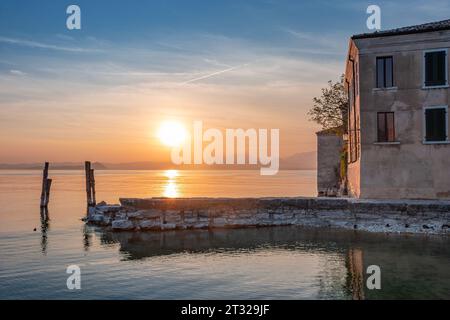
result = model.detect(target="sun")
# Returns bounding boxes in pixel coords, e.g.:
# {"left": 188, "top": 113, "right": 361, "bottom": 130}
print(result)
{"left": 157, "top": 121, "right": 187, "bottom": 147}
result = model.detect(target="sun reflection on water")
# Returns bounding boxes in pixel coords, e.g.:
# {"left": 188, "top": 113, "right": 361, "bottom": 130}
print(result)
{"left": 163, "top": 170, "right": 179, "bottom": 198}
{"left": 165, "top": 169, "right": 178, "bottom": 179}
{"left": 163, "top": 182, "right": 178, "bottom": 198}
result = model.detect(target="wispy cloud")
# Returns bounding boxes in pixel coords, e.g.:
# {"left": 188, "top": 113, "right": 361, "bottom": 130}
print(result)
{"left": 0, "top": 36, "right": 102, "bottom": 53}
{"left": 282, "top": 28, "right": 346, "bottom": 52}
{"left": 9, "top": 69, "right": 26, "bottom": 76}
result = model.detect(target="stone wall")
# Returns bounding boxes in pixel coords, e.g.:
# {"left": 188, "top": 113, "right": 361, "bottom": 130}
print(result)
{"left": 316, "top": 132, "right": 343, "bottom": 196}
{"left": 85, "top": 197, "right": 450, "bottom": 235}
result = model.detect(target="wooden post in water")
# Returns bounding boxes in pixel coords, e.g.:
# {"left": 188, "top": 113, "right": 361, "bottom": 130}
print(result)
{"left": 44, "top": 179, "right": 52, "bottom": 207}
{"left": 85, "top": 161, "right": 92, "bottom": 207}
{"left": 40, "top": 162, "right": 50, "bottom": 208}
{"left": 90, "top": 168, "right": 96, "bottom": 206}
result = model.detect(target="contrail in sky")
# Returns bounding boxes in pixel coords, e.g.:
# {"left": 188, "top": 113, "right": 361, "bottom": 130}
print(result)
{"left": 180, "top": 62, "right": 251, "bottom": 85}
{"left": 0, "top": 36, "right": 101, "bottom": 53}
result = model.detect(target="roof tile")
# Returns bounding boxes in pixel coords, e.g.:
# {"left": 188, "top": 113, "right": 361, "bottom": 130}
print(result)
{"left": 352, "top": 19, "right": 450, "bottom": 39}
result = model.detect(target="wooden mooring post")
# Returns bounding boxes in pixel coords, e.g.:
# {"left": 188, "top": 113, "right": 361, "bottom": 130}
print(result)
{"left": 44, "top": 179, "right": 52, "bottom": 207}
{"left": 85, "top": 161, "right": 92, "bottom": 206}
{"left": 90, "top": 168, "right": 96, "bottom": 206}
{"left": 85, "top": 161, "right": 96, "bottom": 207}
{"left": 40, "top": 162, "right": 52, "bottom": 208}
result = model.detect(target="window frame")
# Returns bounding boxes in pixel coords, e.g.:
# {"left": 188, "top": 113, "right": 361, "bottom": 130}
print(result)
{"left": 376, "top": 56, "right": 394, "bottom": 89}
{"left": 423, "top": 48, "right": 448, "bottom": 89}
{"left": 348, "top": 59, "right": 359, "bottom": 163}
{"left": 423, "top": 105, "right": 449, "bottom": 144}
{"left": 377, "top": 112, "right": 396, "bottom": 143}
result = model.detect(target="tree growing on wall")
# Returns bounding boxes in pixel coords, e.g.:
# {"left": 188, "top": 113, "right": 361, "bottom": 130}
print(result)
{"left": 310, "top": 75, "right": 349, "bottom": 196}
{"left": 308, "top": 75, "right": 348, "bottom": 132}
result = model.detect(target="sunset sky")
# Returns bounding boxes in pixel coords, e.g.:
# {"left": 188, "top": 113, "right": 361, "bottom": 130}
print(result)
{"left": 0, "top": 0, "right": 448, "bottom": 163}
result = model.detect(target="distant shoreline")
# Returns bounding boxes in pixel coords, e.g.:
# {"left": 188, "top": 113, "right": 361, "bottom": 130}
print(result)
{"left": 0, "top": 152, "right": 318, "bottom": 171}
{"left": 0, "top": 167, "right": 317, "bottom": 171}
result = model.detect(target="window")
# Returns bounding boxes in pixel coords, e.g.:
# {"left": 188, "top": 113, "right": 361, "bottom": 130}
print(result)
{"left": 424, "top": 50, "right": 447, "bottom": 87}
{"left": 347, "top": 59, "right": 360, "bottom": 164}
{"left": 424, "top": 106, "right": 448, "bottom": 142}
{"left": 376, "top": 56, "right": 393, "bottom": 88}
{"left": 377, "top": 112, "right": 395, "bottom": 142}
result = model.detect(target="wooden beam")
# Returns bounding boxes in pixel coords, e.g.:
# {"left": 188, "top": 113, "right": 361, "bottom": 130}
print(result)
{"left": 44, "top": 179, "right": 52, "bottom": 207}
{"left": 90, "top": 168, "right": 96, "bottom": 206}
{"left": 85, "top": 161, "right": 92, "bottom": 207}
{"left": 40, "top": 162, "right": 49, "bottom": 208}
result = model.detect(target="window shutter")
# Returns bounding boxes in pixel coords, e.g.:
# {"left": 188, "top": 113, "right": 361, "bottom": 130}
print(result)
{"left": 437, "top": 52, "right": 445, "bottom": 84}
{"left": 425, "top": 108, "right": 447, "bottom": 142}
{"left": 424, "top": 51, "right": 447, "bottom": 86}
{"left": 424, "top": 109, "right": 427, "bottom": 141}
{"left": 446, "top": 51, "right": 448, "bottom": 85}
{"left": 446, "top": 108, "right": 448, "bottom": 140}
{"left": 425, "top": 52, "right": 432, "bottom": 86}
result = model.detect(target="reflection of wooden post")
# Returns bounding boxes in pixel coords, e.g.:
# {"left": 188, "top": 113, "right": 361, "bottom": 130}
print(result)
{"left": 90, "top": 168, "right": 96, "bottom": 206}
{"left": 40, "top": 207, "right": 50, "bottom": 254}
{"left": 85, "top": 161, "right": 92, "bottom": 207}
{"left": 40, "top": 162, "right": 50, "bottom": 208}
{"left": 347, "top": 248, "right": 365, "bottom": 300}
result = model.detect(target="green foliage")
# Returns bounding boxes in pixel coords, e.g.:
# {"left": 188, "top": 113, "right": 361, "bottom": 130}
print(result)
{"left": 308, "top": 75, "right": 348, "bottom": 131}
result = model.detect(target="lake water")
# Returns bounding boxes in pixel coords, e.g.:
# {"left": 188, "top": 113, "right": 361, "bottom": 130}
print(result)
{"left": 0, "top": 170, "right": 449, "bottom": 299}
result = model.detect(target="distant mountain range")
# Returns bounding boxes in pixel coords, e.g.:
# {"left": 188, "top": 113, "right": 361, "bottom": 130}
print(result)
{"left": 0, "top": 151, "right": 317, "bottom": 170}
{"left": 0, "top": 162, "right": 107, "bottom": 170}
{"left": 280, "top": 151, "right": 316, "bottom": 170}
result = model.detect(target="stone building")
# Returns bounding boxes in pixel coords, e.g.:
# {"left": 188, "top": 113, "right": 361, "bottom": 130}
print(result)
{"left": 343, "top": 19, "right": 450, "bottom": 199}
{"left": 316, "top": 128, "right": 343, "bottom": 197}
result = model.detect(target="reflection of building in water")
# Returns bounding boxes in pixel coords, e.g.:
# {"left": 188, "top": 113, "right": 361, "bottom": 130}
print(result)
{"left": 93, "top": 226, "right": 354, "bottom": 296}
{"left": 94, "top": 227, "right": 356, "bottom": 259}
{"left": 346, "top": 248, "right": 365, "bottom": 300}
{"left": 40, "top": 207, "right": 50, "bottom": 255}
{"left": 85, "top": 225, "right": 450, "bottom": 299}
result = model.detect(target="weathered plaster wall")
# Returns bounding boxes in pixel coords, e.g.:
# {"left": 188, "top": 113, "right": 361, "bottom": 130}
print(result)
{"left": 317, "top": 133, "right": 343, "bottom": 196}
{"left": 352, "top": 30, "right": 450, "bottom": 199}
{"left": 347, "top": 160, "right": 360, "bottom": 198}
{"left": 346, "top": 40, "right": 362, "bottom": 198}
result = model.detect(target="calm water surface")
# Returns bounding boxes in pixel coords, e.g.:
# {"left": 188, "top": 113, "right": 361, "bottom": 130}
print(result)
{"left": 0, "top": 170, "right": 449, "bottom": 299}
